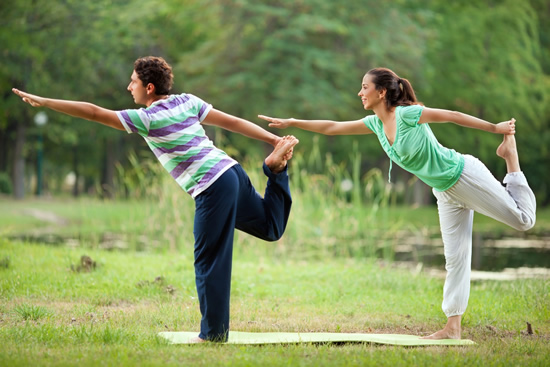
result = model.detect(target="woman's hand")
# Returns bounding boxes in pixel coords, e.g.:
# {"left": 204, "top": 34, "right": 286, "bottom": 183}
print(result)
{"left": 12, "top": 88, "right": 46, "bottom": 107}
{"left": 258, "top": 115, "right": 294, "bottom": 129}
{"left": 494, "top": 118, "right": 516, "bottom": 135}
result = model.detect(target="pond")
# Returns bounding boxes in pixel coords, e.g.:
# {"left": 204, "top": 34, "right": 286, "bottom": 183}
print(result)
{"left": 392, "top": 232, "right": 550, "bottom": 272}
{"left": 8, "top": 230, "right": 550, "bottom": 277}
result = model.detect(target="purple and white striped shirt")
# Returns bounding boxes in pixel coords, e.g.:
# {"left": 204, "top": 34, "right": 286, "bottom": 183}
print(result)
{"left": 116, "top": 93, "right": 237, "bottom": 198}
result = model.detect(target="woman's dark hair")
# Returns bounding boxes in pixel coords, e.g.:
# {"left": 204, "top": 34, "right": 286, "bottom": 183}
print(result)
{"left": 134, "top": 56, "right": 174, "bottom": 95}
{"left": 367, "top": 68, "right": 419, "bottom": 110}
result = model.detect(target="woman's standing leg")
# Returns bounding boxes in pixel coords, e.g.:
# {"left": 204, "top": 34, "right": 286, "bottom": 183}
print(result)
{"left": 423, "top": 189, "right": 473, "bottom": 340}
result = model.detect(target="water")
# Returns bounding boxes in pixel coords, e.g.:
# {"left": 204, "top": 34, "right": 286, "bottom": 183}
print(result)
{"left": 8, "top": 231, "right": 550, "bottom": 273}
{"left": 392, "top": 232, "right": 550, "bottom": 272}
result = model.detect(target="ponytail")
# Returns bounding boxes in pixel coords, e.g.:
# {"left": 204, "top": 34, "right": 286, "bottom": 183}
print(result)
{"left": 396, "top": 77, "right": 418, "bottom": 107}
{"left": 367, "top": 68, "right": 420, "bottom": 110}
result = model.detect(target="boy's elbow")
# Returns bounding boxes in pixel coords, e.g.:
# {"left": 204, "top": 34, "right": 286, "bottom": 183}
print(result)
{"left": 325, "top": 126, "right": 339, "bottom": 135}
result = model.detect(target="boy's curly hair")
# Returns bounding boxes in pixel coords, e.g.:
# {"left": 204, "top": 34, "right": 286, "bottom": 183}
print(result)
{"left": 134, "top": 56, "right": 174, "bottom": 95}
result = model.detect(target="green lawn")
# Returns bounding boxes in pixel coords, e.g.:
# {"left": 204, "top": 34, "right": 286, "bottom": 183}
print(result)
{"left": 1, "top": 239, "right": 549, "bottom": 366}
{"left": 2, "top": 197, "right": 548, "bottom": 255}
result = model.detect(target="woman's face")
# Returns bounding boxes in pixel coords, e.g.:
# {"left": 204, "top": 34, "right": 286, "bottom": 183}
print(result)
{"left": 358, "top": 73, "right": 384, "bottom": 110}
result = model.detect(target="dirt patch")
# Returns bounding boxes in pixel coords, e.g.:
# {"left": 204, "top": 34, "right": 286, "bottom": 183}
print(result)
{"left": 2, "top": 299, "right": 163, "bottom": 327}
{"left": 23, "top": 208, "right": 68, "bottom": 226}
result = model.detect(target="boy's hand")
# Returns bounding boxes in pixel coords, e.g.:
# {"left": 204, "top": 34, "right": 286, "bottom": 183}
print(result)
{"left": 12, "top": 88, "right": 46, "bottom": 107}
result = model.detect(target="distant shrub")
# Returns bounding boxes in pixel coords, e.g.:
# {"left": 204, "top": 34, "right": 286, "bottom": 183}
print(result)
{"left": 0, "top": 172, "right": 13, "bottom": 194}
{"left": 0, "top": 256, "right": 9, "bottom": 269}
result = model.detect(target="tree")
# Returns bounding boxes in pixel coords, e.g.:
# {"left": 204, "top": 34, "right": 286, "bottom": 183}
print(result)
{"left": 0, "top": 0, "right": 209, "bottom": 198}
{"left": 179, "top": 0, "right": 431, "bottom": 170}
{"left": 421, "top": 0, "right": 549, "bottom": 204}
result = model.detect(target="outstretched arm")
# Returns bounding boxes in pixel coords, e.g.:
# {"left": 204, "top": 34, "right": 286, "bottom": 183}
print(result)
{"left": 202, "top": 109, "right": 280, "bottom": 147}
{"left": 258, "top": 115, "right": 373, "bottom": 136}
{"left": 419, "top": 107, "right": 515, "bottom": 135}
{"left": 12, "top": 88, "right": 124, "bottom": 131}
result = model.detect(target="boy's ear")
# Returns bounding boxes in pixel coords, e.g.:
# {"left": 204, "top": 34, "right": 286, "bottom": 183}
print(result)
{"left": 146, "top": 83, "right": 156, "bottom": 94}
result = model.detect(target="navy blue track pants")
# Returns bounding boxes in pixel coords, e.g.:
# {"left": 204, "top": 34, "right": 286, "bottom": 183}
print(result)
{"left": 193, "top": 163, "right": 292, "bottom": 341}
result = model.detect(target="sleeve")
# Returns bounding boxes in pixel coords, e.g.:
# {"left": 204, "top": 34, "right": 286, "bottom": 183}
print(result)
{"left": 362, "top": 115, "right": 378, "bottom": 135}
{"left": 187, "top": 94, "right": 213, "bottom": 122}
{"left": 115, "top": 108, "right": 151, "bottom": 136}
{"left": 399, "top": 104, "right": 424, "bottom": 127}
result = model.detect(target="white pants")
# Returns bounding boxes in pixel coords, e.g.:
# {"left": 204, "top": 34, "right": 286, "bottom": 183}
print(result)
{"left": 432, "top": 155, "right": 536, "bottom": 317}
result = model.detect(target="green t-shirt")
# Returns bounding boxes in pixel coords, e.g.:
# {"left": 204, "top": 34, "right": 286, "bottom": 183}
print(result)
{"left": 362, "top": 105, "right": 464, "bottom": 192}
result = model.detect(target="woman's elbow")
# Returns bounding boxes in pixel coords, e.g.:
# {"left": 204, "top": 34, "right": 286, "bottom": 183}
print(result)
{"left": 449, "top": 110, "right": 464, "bottom": 121}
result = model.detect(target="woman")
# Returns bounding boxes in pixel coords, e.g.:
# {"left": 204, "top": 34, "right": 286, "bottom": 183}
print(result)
{"left": 258, "top": 67, "right": 536, "bottom": 339}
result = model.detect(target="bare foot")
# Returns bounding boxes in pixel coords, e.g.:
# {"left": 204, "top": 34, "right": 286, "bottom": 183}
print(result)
{"left": 496, "top": 134, "right": 521, "bottom": 173}
{"left": 265, "top": 135, "right": 299, "bottom": 174}
{"left": 421, "top": 315, "right": 461, "bottom": 340}
{"left": 188, "top": 336, "right": 207, "bottom": 343}
{"left": 496, "top": 134, "right": 517, "bottom": 159}
{"left": 421, "top": 327, "right": 461, "bottom": 340}
{"left": 282, "top": 147, "right": 294, "bottom": 162}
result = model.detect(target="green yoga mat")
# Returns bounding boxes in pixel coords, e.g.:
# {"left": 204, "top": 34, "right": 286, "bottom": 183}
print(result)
{"left": 158, "top": 331, "right": 475, "bottom": 346}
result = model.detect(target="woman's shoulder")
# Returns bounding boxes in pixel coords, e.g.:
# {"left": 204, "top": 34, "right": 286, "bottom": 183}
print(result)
{"left": 397, "top": 104, "right": 424, "bottom": 126}
{"left": 362, "top": 113, "right": 381, "bottom": 128}
{"left": 397, "top": 104, "right": 424, "bottom": 113}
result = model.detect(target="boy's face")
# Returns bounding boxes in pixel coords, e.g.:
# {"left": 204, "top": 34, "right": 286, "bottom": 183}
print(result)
{"left": 127, "top": 70, "right": 148, "bottom": 105}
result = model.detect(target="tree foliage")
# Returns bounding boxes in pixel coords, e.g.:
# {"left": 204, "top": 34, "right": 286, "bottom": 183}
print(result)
{"left": 1, "top": 0, "right": 549, "bottom": 204}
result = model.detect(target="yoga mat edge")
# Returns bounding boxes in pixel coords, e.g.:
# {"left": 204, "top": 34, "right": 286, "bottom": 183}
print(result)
{"left": 158, "top": 331, "right": 475, "bottom": 346}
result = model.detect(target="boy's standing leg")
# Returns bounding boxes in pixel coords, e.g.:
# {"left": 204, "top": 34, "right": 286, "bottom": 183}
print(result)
{"left": 190, "top": 136, "right": 299, "bottom": 343}
{"left": 193, "top": 166, "right": 240, "bottom": 342}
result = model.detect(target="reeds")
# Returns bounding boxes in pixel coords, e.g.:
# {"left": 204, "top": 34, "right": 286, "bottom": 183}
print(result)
{"left": 112, "top": 140, "right": 406, "bottom": 260}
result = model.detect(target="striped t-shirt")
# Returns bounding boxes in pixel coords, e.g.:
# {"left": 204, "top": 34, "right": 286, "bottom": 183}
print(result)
{"left": 116, "top": 93, "right": 237, "bottom": 198}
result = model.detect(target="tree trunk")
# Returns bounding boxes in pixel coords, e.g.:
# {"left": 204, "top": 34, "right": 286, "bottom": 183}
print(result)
{"left": 412, "top": 179, "right": 432, "bottom": 206}
{"left": 72, "top": 145, "right": 79, "bottom": 197}
{"left": 101, "top": 138, "right": 115, "bottom": 199}
{"left": 0, "top": 123, "right": 12, "bottom": 173}
{"left": 13, "top": 122, "right": 26, "bottom": 199}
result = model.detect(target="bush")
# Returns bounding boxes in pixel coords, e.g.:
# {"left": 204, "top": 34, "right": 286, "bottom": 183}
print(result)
{"left": 0, "top": 172, "right": 13, "bottom": 195}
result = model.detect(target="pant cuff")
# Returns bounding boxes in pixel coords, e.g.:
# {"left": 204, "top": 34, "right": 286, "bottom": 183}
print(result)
{"left": 444, "top": 310, "right": 465, "bottom": 318}
{"left": 503, "top": 171, "right": 527, "bottom": 186}
{"left": 262, "top": 162, "right": 288, "bottom": 180}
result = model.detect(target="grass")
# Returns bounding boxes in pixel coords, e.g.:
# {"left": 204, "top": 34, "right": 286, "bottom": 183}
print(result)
{"left": 1, "top": 151, "right": 549, "bottom": 365}
{"left": 2, "top": 146, "right": 549, "bottom": 259}
{"left": 2, "top": 196, "right": 548, "bottom": 255}
{"left": 0, "top": 238, "right": 549, "bottom": 366}
{"left": 13, "top": 304, "right": 53, "bottom": 321}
